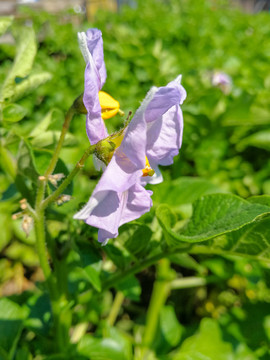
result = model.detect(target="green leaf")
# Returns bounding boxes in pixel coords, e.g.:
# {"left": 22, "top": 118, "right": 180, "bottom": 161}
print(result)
{"left": 237, "top": 130, "right": 270, "bottom": 151}
{"left": 10, "top": 72, "right": 52, "bottom": 102}
{"left": 119, "top": 223, "right": 152, "bottom": 258}
{"left": 172, "top": 318, "right": 233, "bottom": 360}
{"left": 1, "top": 27, "right": 36, "bottom": 100}
{"left": 201, "top": 215, "right": 270, "bottom": 262}
{"left": 0, "top": 298, "right": 28, "bottom": 357}
{"left": 157, "top": 194, "right": 270, "bottom": 246}
{"left": 31, "top": 130, "right": 77, "bottom": 148}
{"left": 29, "top": 109, "right": 61, "bottom": 138}
{"left": 78, "top": 335, "right": 128, "bottom": 360}
{"left": 17, "top": 139, "right": 39, "bottom": 184}
{"left": 160, "top": 306, "right": 183, "bottom": 347}
{"left": 0, "top": 16, "right": 13, "bottom": 36}
{"left": 116, "top": 275, "right": 141, "bottom": 301}
{"left": 2, "top": 104, "right": 27, "bottom": 122}
{"left": 76, "top": 244, "right": 102, "bottom": 292}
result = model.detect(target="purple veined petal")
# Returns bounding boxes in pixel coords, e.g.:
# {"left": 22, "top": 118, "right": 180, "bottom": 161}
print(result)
{"left": 88, "top": 184, "right": 152, "bottom": 244}
{"left": 85, "top": 29, "right": 107, "bottom": 87}
{"left": 119, "top": 183, "right": 153, "bottom": 226}
{"left": 78, "top": 30, "right": 108, "bottom": 144}
{"left": 120, "top": 87, "right": 158, "bottom": 169}
{"left": 84, "top": 63, "right": 108, "bottom": 144}
{"left": 147, "top": 104, "right": 184, "bottom": 166}
{"left": 145, "top": 75, "right": 186, "bottom": 166}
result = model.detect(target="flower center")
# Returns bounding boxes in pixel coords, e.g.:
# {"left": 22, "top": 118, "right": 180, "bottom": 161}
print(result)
{"left": 142, "top": 157, "right": 155, "bottom": 177}
{"left": 98, "top": 91, "right": 121, "bottom": 120}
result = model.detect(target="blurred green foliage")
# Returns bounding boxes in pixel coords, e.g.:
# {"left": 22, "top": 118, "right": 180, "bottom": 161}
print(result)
{"left": 0, "top": 0, "right": 270, "bottom": 359}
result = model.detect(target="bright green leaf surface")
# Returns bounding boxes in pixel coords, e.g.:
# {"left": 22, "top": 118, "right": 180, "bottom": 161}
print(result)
{"left": 2, "top": 104, "right": 27, "bottom": 122}
{"left": 173, "top": 318, "right": 233, "bottom": 360}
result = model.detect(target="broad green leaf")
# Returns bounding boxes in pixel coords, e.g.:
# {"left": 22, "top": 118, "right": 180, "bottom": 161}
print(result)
{"left": 119, "top": 223, "right": 152, "bottom": 258}
{"left": 30, "top": 109, "right": 61, "bottom": 138}
{"left": 31, "top": 130, "right": 77, "bottom": 148}
{"left": 237, "top": 130, "right": 270, "bottom": 151}
{"left": 0, "top": 298, "right": 28, "bottom": 357}
{"left": 0, "top": 16, "right": 13, "bottom": 36}
{"left": 0, "top": 145, "right": 16, "bottom": 179}
{"left": 10, "top": 72, "right": 52, "bottom": 102}
{"left": 17, "top": 139, "right": 39, "bottom": 184}
{"left": 1, "top": 27, "right": 36, "bottom": 100}
{"left": 172, "top": 318, "right": 233, "bottom": 360}
{"left": 248, "top": 195, "right": 270, "bottom": 207}
{"left": 78, "top": 335, "right": 128, "bottom": 360}
{"left": 159, "top": 306, "right": 183, "bottom": 347}
{"left": 116, "top": 275, "right": 141, "bottom": 301}
{"left": 24, "top": 293, "right": 51, "bottom": 336}
{"left": 197, "top": 216, "right": 270, "bottom": 262}
{"left": 2, "top": 104, "right": 27, "bottom": 122}
{"left": 156, "top": 194, "right": 270, "bottom": 246}
{"left": 76, "top": 244, "right": 102, "bottom": 292}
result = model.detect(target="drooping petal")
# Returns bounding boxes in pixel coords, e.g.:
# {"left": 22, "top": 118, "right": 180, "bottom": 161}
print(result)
{"left": 145, "top": 76, "right": 186, "bottom": 166}
{"left": 85, "top": 29, "right": 107, "bottom": 87}
{"left": 119, "top": 183, "right": 153, "bottom": 226}
{"left": 75, "top": 183, "right": 152, "bottom": 244}
{"left": 78, "top": 29, "right": 108, "bottom": 144}
{"left": 84, "top": 64, "right": 108, "bottom": 144}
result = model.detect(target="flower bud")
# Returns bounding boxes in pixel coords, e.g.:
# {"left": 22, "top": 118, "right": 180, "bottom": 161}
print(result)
{"left": 72, "top": 94, "right": 87, "bottom": 114}
{"left": 22, "top": 214, "right": 33, "bottom": 237}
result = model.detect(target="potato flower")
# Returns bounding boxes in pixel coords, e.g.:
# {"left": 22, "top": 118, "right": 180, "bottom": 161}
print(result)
{"left": 74, "top": 29, "right": 186, "bottom": 243}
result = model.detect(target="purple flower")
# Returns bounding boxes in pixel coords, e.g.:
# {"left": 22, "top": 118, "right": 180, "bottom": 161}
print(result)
{"left": 74, "top": 77, "right": 186, "bottom": 244}
{"left": 211, "top": 71, "right": 232, "bottom": 94}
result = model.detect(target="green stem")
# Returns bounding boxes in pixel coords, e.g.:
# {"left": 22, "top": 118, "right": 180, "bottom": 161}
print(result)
{"left": 143, "top": 259, "right": 171, "bottom": 346}
{"left": 102, "top": 245, "right": 190, "bottom": 291}
{"left": 34, "top": 210, "right": 53, "bottom": 282}
{"left": 45, "top": 107, "right": 75, "bottom": 177}
{"left": 32, "top": 104, "right": 78, "bottom": 353}
{"left": 107, "top": 291, "right": 125, "bottom": 327}
{"left": 42, "top": 143, "right": 96, "bottom": 209}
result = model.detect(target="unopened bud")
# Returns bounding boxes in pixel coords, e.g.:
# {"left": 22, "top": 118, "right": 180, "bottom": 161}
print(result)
{"left": 19, "top": 198, "right": 27, "bottom": 210}
{"left": 56, "top": 194, "right": 72, "bottom": 205}
{"left": 12, "top": 212, "right": 23, "bottom": 220}
{"left": 95, "top": 139, "right": 116, "bottom": 166}
{"left": 22, "top": 214, "right": 33, "bottom": 237}
{"left": 72, "top": 94, "right": 87, "bottom": 114}
{"left": 48, "top": 173, "right": 65, "bottom": 187}
{"left": 38, "top": 175, "right": 46, "bottom": 181}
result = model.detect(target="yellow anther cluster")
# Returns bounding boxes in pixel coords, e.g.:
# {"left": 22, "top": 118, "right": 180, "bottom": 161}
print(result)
{"left": 142, "top": 157, "right": 155, "bottom": 177}
{"left": 98, "top": 91, "right": 121, "bottom": 119}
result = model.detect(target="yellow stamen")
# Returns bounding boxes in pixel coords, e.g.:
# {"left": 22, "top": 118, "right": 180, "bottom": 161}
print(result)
{"left": 98, "top": 91, "right": 121, "bottom": 120}
{"left": 142, "top": 157, "right": 155, "bottom": 177}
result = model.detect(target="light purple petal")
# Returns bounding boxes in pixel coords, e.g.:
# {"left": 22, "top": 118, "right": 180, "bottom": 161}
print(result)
{"left": 84, "top": 64, "right": 108, "bottom": 144}
{"left": 119, "top": 183, "right": 153, "bottom": 226}
{"left": 76, "top": 183, "right": 152, "bottom": 244}
{"left": 145, "top": 76, "right": 186, "bottom": 166}
{"left": 78, "top": 29, "right": 108, "bottom": 144}
{"left": 85, "top": 29, "right": 107, "bottom": 87}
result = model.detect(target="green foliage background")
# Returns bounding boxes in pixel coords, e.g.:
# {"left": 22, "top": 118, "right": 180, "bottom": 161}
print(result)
{"left": 0, "top": 0, "right": 270, "bottom": 359}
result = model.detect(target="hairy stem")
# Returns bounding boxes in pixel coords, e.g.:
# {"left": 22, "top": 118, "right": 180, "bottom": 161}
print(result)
{"left": 45, "top": 107, "right": 76, "bottom": 177}
{"left": 42, "top": 143, "right": 96, "bottom": 209}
